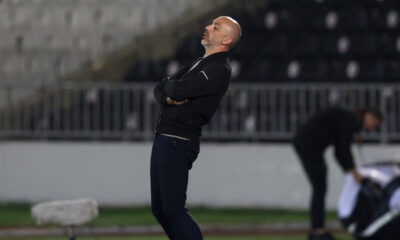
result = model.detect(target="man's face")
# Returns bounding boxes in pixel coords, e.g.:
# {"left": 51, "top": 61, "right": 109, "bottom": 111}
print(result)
{"left": 201, "top": 18, "right": 229, "bottom": 48}
{"left": 363, "top": 113, "right": 381, "bottom": 131}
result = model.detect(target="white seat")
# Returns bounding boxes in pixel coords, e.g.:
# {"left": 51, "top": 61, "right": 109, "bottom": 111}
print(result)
{"left": 31, "top": 199, "right": 98, "bottom": 226}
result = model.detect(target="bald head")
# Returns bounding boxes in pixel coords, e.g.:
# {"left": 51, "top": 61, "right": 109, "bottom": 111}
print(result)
{"left": 215, "top": 16, "right": 242, "bottom": 49}
{"left": 201, "top": 16, "right": 242, "bottom": 55}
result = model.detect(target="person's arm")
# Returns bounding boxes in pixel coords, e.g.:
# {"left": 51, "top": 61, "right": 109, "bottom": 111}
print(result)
{"left": 336, "top": 141, "right": 363, "bottom": 182}
{"left": 334, "top": 129, "right": 357, "bottom": 173}
{"left": 164, "top": 64, "right": 230, "bottom": 99}
{"left": 153, "top": 60, "right": 194, "bottom": 105}
{"left": 154, "top": 77, "right": 189, "bottom": 106}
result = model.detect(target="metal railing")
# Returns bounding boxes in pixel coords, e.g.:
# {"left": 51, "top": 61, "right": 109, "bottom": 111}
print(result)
{"left": 1, "top": 82, "right": 400, "bottom": 142}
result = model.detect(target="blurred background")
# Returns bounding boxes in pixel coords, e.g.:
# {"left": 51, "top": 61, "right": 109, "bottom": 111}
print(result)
{"left": 0, "top": 0, "right": 399, "bottom": 239}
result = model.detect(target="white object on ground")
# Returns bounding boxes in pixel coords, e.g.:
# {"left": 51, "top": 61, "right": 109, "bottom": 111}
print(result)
{"left": 31, "top": 199, "right": 98, "bottom": 226}
{"left": 338, "top": 165, "right": 400, "bottom": 219}
{"left": 390, "top": 189, "right": 400, "bottom": 210}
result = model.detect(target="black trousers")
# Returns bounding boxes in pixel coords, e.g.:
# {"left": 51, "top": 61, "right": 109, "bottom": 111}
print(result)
{"left": 294, "top": 145, "right": 327, "bottom": 230}
{"left": 150, "top": 134, "right": 202, "bottom": 240}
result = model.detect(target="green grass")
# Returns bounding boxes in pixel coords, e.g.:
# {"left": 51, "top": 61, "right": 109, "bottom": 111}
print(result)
{"left": 0, "top": 203, "right": 35, "bottom": 226}
{"left": 189, "top": 207, "right": 339, "bottom": 225}
{"left": 91, "top": 206, "right": 339, "bottom": 227}
{"left": 0, "top": 204, "right": 353, "bottom": 240}
{"left": 0, "top": 203, "right": 340, "bottom": 227}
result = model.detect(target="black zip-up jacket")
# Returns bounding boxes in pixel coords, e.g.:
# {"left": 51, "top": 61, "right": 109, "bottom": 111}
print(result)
{"left": 153, "top": 52, "right": 231, "bottom": 140}
{"left": 293, "top": 107, "right": 362, "bottom": 172}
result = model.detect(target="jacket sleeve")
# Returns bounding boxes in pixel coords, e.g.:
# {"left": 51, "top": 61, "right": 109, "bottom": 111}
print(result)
{"left": 153, "top": 78, "right": 169, "bottom": 106}
{"left": 164, "top": 64, "right": 230, "bottom": 99}
{"left": 334, "top": 126, "right": 356, "bottom": 172}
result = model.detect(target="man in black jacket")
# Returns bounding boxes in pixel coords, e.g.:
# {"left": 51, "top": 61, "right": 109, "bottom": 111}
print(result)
{"left": 293, "top": 107, "right": 382, "bottom": 240}
{"left": 151, "top": 16, "right": 241, "bottom": 240}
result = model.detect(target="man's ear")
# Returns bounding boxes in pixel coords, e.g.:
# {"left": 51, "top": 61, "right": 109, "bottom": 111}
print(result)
{"left": 222, "top": 37, "right": 233, "bottom": 46}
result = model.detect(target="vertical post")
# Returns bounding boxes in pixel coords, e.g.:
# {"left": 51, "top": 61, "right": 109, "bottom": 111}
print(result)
{"left": 103, "top": 87, "right": 109, "bottom": 137}
{"left": 143, "top": 86, "right": 153, "bottom": 141}
{"left": 289, "top": 87, "right": 297, "bottom": 138}
{"left": 379, "top": 86, "right": 390, "bottom": 144}
{"left": 270, "top": 87, "right": 277, "bottom": 137}
{"left": 4, "top": 85, "right": 12, "bottom": 135}
{"left": 41, "top": 84, "right": 48, "bottom": 140}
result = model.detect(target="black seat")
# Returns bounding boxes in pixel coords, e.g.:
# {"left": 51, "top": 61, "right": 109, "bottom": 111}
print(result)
{"left": 376, "top": 34, "right": 398, "bottom": 57}
{"left": 348, "top": 34, "right": 377, "bottom": 57}
{"left": 358, "top": 60, "right": 386, "bottom": 82}
{"left": 287, "top": 34, "right": 321, "bottom": 58}
{"left": 385, "top": 60, "right": 400, "bottom": 82}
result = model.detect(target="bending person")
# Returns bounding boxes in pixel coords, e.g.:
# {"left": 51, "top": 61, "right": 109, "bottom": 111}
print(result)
{"left": 293, "top": 107, "right": 382, "bottom": 240}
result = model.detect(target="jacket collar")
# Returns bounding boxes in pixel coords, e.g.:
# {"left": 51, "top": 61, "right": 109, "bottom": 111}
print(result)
{"left": 202, "top": 51, "right": 229, "bottom": 62}
{"left": 181, "top": 52, "right": 229, "bottom": 78}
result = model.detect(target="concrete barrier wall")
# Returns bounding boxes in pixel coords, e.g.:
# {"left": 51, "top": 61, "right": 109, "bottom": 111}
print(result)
{"left": 1, "top": 142, "right": 399, "bottom": 209}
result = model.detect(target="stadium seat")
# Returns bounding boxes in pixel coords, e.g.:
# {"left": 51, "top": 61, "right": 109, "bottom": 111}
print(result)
{"left": 386, "top": 60, "right": 400, "bottom": 82}
{"left": 300, "top": 60, "right": 329, "bottom": 82}
{"left": 376, "top": 34, "right": 398, "bottom": 57}
{"left": 287, "top": 34, "right": 321, "bottom": 58}
{"left": 348, "top": 34, "right": 377, "bottom": 57}
{"left": 336, "top": 7, "right": 369, "bottom": 30}
{"left": 358, "top": 60, "right": 386, "bottom": 82}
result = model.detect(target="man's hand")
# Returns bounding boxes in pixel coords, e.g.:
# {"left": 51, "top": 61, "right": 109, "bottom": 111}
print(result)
{"left": 355, "top": 137, "right": 363, "bottom": 145}
{"left": 350, "top": 168, "right": 364, "bottom": 183}
{"left": 166, "top": 97, "right": 188, "bottom": 105}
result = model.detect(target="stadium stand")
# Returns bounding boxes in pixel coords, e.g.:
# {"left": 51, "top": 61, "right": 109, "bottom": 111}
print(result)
{"left": 1, "top": 0, "right": 399, "bottom": 141}
{"left": 126, "top": 0, "right": 400, "bottom": 83}
{"left": 0, "top": 0, "right": 215, "bottom": 83}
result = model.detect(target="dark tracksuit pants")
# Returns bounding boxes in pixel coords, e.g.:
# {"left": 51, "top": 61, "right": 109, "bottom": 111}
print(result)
{"left": 294, "top": 145, "right": 327, "bottom": 229}
{"left": 150, "top": 134, "right": 202, "bottom": 240}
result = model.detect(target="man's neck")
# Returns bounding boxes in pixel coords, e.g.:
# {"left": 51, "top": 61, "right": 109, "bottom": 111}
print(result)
{"left": 203, "top": 47, "right": 228, "bottom": 57}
